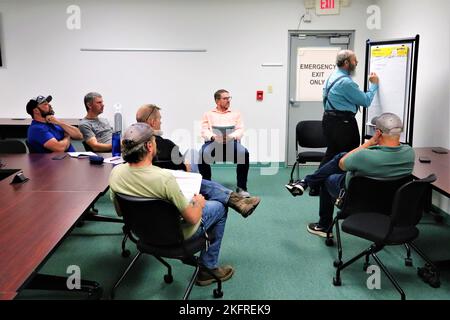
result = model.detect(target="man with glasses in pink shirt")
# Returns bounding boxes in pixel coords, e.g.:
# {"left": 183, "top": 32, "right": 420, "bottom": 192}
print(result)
{"left": 199, "top": 89, "right": 251, "bottom": 197}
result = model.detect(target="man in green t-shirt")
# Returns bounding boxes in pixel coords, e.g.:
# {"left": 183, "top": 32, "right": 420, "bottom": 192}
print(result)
{"left": 291, "top": 113, "right": 415, "bottom": 238}
{"left": 110, "top": 123, "right": 234, "bottom": 286}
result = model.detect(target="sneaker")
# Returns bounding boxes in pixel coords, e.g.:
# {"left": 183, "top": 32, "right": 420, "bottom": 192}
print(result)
{"left": 307, "top": 223, "right": 332, "bottom": 238}
{"left": 236, "top": 187, "right": 250, "bottom": 198}
{"left": 228, "top": 192, "right": 261, "bottom": 218}
{"left": 196, "top": 265, "right": 234, "bottom": 286}
{"left": 285, "top": 180, "right": 302, "bottom": 196}
{"left": 291, "top": 180, "right": 307, "bottom": 196}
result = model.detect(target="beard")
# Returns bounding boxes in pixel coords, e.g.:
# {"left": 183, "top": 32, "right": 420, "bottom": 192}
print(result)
{"left": 348, "top": 63, "right": 357, "bottom": 75}
{"left": 39, "top": 105, "right": 55, "bottom": 118}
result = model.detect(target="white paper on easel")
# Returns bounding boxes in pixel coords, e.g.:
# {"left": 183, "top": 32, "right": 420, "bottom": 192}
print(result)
{"left": 169, "top": 170, "right": 202, "bottom": 202}
{"left": 367, "top": 46, "right": 409, "bottom": 141}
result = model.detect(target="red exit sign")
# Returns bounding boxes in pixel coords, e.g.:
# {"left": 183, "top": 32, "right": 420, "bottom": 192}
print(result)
{"left": 321, "top": 0, "right": 335, "bottom": 9}
{"left": 316, "top": 0, "right": 340, "bottom": 15}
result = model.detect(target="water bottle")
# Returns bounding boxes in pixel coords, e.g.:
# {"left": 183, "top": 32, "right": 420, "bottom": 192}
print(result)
{"left": 113, "top": 103, "right": 123, "bottom": 133}
{"left": 112, "top": 131, "right": 121, "bottom": 157}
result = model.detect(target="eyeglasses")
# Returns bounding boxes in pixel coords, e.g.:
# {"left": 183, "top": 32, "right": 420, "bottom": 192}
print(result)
{"left": 144, "top": 107, "right": 157, "bottom": 123}
{"left": 221, "top": 96, "right": 232, "bottom": 101}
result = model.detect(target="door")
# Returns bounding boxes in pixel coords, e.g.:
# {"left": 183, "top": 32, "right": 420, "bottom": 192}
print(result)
{"left": 286, "top": 30, "right": 354, "bottom": 166}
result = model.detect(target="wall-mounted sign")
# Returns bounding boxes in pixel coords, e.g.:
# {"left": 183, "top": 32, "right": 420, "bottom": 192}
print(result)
{"left": 316, "top": 0, "right": 340, "bottom": 15}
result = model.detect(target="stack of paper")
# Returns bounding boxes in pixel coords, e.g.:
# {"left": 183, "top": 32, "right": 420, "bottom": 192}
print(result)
{"left": 67, "top": 152, "right": 97, "bottom": 158}
{"left": 104, "top": 156, "right": 125, "bottom": 165}
{"left": 169, "top": 170, "right": 202, "bottom": 202}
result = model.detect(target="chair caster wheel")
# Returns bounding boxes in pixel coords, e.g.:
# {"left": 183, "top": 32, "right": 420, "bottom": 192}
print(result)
{"left": 213, "top": 288, "right": 223, "bottom": 298}
{"left": 164, "top": 274, "right": 173, "bottom": 284}
{"left": 428, "top": 276, "right": 441, "bottom": 288}
{"left": 333, "top": 260, "right": 342, "bottom": 268}
{"left": 405, "top": 258, "right": 413, "bottom": 267}
{"left": 418, "top": 265, "right": 440, "bottom": 288}
{"left": 121, "top": 249, "right": 131, "bottom": 258}
{"left": 325, "top": 238, "right": 334, "bottom": 246}
{"left": 333, "top": 277, "right": 341, "bottom": 286}
{"left": 87, "top": 286, "right": 103, "bottom": 300}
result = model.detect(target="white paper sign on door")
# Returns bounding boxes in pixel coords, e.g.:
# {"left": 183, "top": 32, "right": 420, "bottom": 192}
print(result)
{"left": 296, "top": 47, "right": 340, "bottom": 102}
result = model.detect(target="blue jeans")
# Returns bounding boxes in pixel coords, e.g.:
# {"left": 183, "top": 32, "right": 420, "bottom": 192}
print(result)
{"left": 191, "top": 200, "right": 228, "bottom": 269}
{"left": 304, "top": 152, "right": 347, "bottom": 229}
{"left": 200, "top": 179, "right": 232, "bottom": 204}
{"left": 198, "top": 140, "right": 250, "bottom": 190}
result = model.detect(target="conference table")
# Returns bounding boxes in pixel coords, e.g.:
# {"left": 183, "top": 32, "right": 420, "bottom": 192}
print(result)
{"left": 413, "top": 147, "right": 450, "bottom": 198}
{"left": 0, "top": 153, "right": 115, "bottom": 300}
{"left": 413, "top": 147, "right": 450, "bottom": 275}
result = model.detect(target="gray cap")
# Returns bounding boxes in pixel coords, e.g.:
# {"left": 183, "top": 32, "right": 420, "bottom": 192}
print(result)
{"left": 26, "top": 95, "right": 52, "bottom": 115}
{"left": 373, "top": 113, "right": 403, "bottom": 135}
{"left": 122, "top": 123, "right": 154, "bottom": 156}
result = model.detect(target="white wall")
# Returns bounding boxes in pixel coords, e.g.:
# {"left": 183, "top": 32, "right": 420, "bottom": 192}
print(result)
{"left": 374, "top": 0, "right": 450, "bottom": 149}
{"left": 373, "top": 0, "right": 450, "bottom": 214}
{"left": 0, "top": 0, "right": 374, "bottom": 162}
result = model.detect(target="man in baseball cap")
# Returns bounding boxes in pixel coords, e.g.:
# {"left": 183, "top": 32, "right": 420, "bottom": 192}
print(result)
{"left": 288, "top": 112, "right": 414, "bottom": 238}
{"left": 26, "top": 95, "right": 83, "bottom": 153}
{"left": 110, "top": 123, "right": 235, "bottom": 286}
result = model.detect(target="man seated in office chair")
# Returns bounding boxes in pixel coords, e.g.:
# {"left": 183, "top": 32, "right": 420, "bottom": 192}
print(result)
{"left": 291, "top": 113, "right": 414, "bottom": 238}
{"left": 198, "top": 89, "right": 251, "bottom": 197}
{"left": 26, "top": 95, "right": 83, "bottom": 153}
{"left": 79, "top": 92, "right": 113, "bottom": 152}
{"left": 136, "top": 103, "right": 261, "bottom": 218}
{"left": 109, "top": 123, "right": 234, "bottom": 286}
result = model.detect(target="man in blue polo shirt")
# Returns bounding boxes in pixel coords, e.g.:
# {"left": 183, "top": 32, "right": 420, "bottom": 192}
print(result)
{"left": 321, "top": 50, "right": 380, "bottom": 165}
{"left": 26, "top": 95, "right": 83, "bottom": 153}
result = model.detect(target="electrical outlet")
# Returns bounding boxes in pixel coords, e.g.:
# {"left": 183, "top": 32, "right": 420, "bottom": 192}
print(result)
{"left": 304, "top": 12, "right": 312, "bottom": 23}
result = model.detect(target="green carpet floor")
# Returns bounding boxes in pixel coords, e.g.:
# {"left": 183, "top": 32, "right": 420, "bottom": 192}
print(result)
{"left": 16, "top": 166, "right": 450, "bottom": 300}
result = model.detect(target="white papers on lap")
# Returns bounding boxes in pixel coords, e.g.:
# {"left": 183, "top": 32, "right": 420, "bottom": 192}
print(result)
{"left": 169, "top": 170, "right": 202, "bottom": 202}
{"left": 212, "top": 125, "right": 235, "bottom": 136}
{"left": 67, "top": 152, "right": 97, "bottom": 158}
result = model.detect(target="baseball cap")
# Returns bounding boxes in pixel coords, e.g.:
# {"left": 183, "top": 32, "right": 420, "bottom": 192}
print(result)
{"left": 26, "top": 95, "right": 52, "bottom": 116}
{"left": 373, "top": 112, "right": 403, "bottom": 135}
{"left": 122, "top": 123, "right": 154, "bottom": 156}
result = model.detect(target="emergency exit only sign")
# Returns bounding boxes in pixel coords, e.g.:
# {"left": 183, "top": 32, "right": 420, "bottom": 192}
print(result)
{"left": 316, "top": 0, "right": 340, "bottom": 15}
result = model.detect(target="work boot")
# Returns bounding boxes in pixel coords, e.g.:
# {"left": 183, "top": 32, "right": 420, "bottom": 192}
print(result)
{"left": 227, "top": 192, "right": 261, "bottom": 218}
{"left": 196, "top": 265, "right": 235, "bottom": 286}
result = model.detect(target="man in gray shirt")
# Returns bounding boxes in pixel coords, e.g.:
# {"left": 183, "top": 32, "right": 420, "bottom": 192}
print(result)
{"left": 79, "top": 92, "right": 113, "bottom": 152}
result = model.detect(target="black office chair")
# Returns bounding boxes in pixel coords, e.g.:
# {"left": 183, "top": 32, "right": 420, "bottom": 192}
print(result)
{"left": 25, "top": 140, "right": 41, "bottom": 153}
{"left": 154, "top": 159, "right": 187, "bottom": 171}
{"left": 333, "top": 174, "right": 438, "bottom": 300}
{"left": 0, "top": 139, "right": 27, "bottom": 153}
{"left": 289, "top": 120, "right": 327, "bottom": 183}
{"left": 326, "top": 175, "right": 414, "bottom": 268}
{"left": 111, "top": 193, "right": 224, "bottom": 300}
